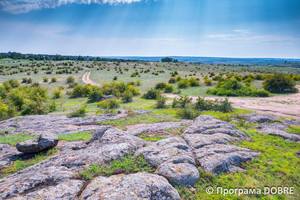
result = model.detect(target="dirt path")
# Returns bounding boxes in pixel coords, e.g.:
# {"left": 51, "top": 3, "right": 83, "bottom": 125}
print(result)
{"left": 82, "top": 71, "right": 101, "bottom": 86}
{"left": 164, "top": 87, "right": 300, "bottom": 119}
{"left": 82, "top": 71, "right": 300, "bottom": 119}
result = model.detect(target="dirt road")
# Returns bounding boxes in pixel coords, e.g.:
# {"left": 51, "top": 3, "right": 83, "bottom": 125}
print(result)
{"left": 82, "top": 71, "right": 300, "bottom": 119}
{"left": 82, "top": 71, "right": 101, "bottom": 87}
{"left": 164, "top": 87, "right": 300, "bottom": 119}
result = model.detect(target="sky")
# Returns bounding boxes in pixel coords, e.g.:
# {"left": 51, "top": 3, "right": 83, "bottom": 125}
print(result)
{"left": 0, "top": 0, "right": 300, "bottom": 58}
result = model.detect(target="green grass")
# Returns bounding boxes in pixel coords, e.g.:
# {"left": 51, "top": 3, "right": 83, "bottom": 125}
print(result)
{"left": 177, "top": 128, "right": 300, "bottom": 200}
{"left": 57, "top": 131, "right": 93, "bottom": 141}
{"left": 78, "top": 154, "right": 154, "bottom": 180}
{"left": 286, "top": 126, "right": 300, "bottom": 135}
{"left": 1, "top": 148, "right": 58, "bottom": 177}
{"left": 0, "top": 132, "right": 36, "bottom": 146}
{"left": 138, "top": 135, "right": 166, "bottom": 141}
{"left": 98, "top": 113, "right": 180, "bottom": 130}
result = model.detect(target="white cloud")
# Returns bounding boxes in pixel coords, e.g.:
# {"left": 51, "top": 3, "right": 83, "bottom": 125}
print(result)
{"left": 0, "top": 0, "right": 142, "bottom": 14}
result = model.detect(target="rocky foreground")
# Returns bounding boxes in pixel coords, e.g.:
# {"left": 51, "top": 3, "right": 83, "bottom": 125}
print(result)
{"left": 0, "top": 112, "right": 299, "bottom": 199}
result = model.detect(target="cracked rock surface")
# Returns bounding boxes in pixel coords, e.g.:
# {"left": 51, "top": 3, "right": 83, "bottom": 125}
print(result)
{"left": 79, "top": 172, "right": 181, "bottom": 200}
{"left": 0, "top": 110, "right": 150, "bottom": 136}
{"left": 0, "top": 114, "right": 261, "bottom": 199}
{"left": 242, "top": 113, "right": 300, "bottom": 142}
{"left": 183, "top": 115, "right": 260, "bottom": 174}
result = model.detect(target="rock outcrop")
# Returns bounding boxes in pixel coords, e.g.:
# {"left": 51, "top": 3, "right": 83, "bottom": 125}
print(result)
{"left": 0, "top": 110, "right": 150, "bottom": 136}
{"left": 125, "top": 120, "right": 192, "bottom": 136}
{"left": 135, "top": 137, "right": 199, "bottom": 186}
{"left": 0, "top": 114, "right": 261, "bottom": 199}
{"left": 242, "top": 113, "right": 300, "bottom": 142}
{"left": 16, "top": 133, "right": 58, "bottom": 153}
{"left": 79, "top": 173, "right": 181, "bottom": 200}
{"left": 183, "top": 115, "right": 260, "bottom": 174}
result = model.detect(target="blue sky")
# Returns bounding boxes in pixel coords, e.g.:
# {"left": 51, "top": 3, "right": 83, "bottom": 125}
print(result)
{"left": 0, "top": 0, "right": 300, "bottom": 58}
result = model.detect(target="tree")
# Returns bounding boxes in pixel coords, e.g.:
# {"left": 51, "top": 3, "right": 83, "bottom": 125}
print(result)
{"left": 161, "top": 57, "right": 178, "bottom": 62}
{"left": 263, "top": 73, "right": 298, "bottom": 93}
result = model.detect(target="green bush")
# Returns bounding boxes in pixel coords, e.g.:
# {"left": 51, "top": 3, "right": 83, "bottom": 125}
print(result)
{"left": 177, "top": 79, "right": 190, "bottom": 89}
{"left": 172, "top": 96, "right": 192, "bottom": 108}
{"left": 97, "top": 98, "right": 120, "bottom": 109}
{"left": 142, "top": 89, "right": 161, "bottom": 99}
{"left": 51, "top": 77, "right": 57, "bottom": 83}
{"left": 189, "top": 78, "right": 200, "bottom": 86}
{"left": 176, "top": 106, "right": 200, "bottom": 119}
{"left": 122, "top": 90, "right": 133, "bottom": 103}
{"left": 68, "top": 106, "right": 86, "bottom": 118}
{"left": 155, "top": 82, "right": 167, "bottom": 90}
{"left": 52, "top": 89, "right": 63, "bottom": 99}
{"left": 88, "top": 88, "right": 103, "bottom": 102}
{"left": 164, "top": 85, "right": 174, "bottom": 93}
{"left": 204, "top": 78, "right": 212, "bottom": 86}
{"left": 66, "top": 76, "right": 75, "bottom": 84}
{"left": 43, "top": 77, "right": 48, "bottom": 82}
{"left": 49, "top": 100, "right": 58, "bottom": 112}
{"left": 207, "top": 79, "right": 270, "bottom": 97}
{"left": 0, "top": 103, "right": 16, "bottom": 121}
{"left": 156, "top": 96, "right": 166, "bottom": 108}
{"left": 263, "top": 73, "right": 298, "bottom": 93}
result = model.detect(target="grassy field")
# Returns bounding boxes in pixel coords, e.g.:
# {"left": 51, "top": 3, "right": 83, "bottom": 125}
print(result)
{"left": 0, "top": 59, "right": 300, "bottom": 199}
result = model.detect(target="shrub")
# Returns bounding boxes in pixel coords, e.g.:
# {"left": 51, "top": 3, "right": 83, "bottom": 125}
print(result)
{"left": 52, "top": 89, "right": 63, "bottom": 99}
{"left": 43, "top": 77, "right": 48, "bottom": 82}
{"left": 155, "top": 82, "right": 167, "bottom": 90}
{"left": 204, "top": 78, "right": 213, "bottom": 86}
{"left": 3, "top": 79, "right": 20, "bottom": 90}
{"left": 207, "top": 79, "right": 270, "bottom": 97}
{"left": 122, "top": 90, "right": 133, "bottom": 103}
{"left": 172, "top": 96, "right": 192, "bottom": 108}
{"left": 0, "top": 103, "right": 17, "bottom": 121}
{"left": 156, "top": 96, "right": 166, "bottom": 108}
{"left": 21, "top": 98, "right": 49, "bottom": 115}
{"left": 97, "top": 98, "right": 120, "bottom": 109}
{"left": 49, "top": 100, "right": 58, "bottom": 112}
{"left": 177, "top": 79, "right": 190, "bottom": 89}
{"left": 88, "top": 88, "right": 103, "bottom": 102}
{"left": 214, "top": 98, "right": 233, "bottom": 113}
{"left": 168, "top": 78, "right": 176, "bottom": 84}
{"left": 194, "top": 97, "right": 213, "bottom": 111}
{"left": 189, "top": 78, "right": 200, "bottom": 86}
{"left": 113, "top": 76, "right": 118, "bottom": 81}
{"left": 164, "top": 85, "right": 174, "bottom": 93}
{"left": 142, "top": 89, "right": 160, "bottom": 99}
{"left": 68, "top": 106, "right": 87, "bottom": 118}
{"left": 263, "top": 73, "right": 297, "bottom": 93}
{"left": 51, "top": 77, "right": 57, "bottom": 83}
{"left": 176, "top": 106, "right": 199, "bottom": 119}
{"left": 66, "top": 76, "right": 75, "bottom": 84}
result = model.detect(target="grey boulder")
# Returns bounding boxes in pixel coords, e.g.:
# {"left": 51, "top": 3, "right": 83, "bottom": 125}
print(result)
{"left": 157, "top": 162, "right": 200, "bottom": 187}
{"left": 79, "top": 172, "right": 181, "bottom": 200}
{"left": 16, "top": 133, "right": 58, "bottom": 153}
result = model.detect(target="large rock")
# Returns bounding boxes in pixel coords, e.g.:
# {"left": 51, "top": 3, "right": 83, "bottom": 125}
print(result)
{"left": 0, "top": 166, "right": 74, "bottom": 199}
{"left": 0, "top": 110, "right": 150, "bottom": 136}
{"left": 16, "top": 133, "right": 58, "bottom": 154}
{"left": 135, "top": 137, "right": 199, "bottom": 186}
{"left": 10, "top": 179, "right": 84, "bottom": 200}
{"left": 183, "top": 115, "right": 259, "bottom": 174}
{"left": 79, "top": 172, "right": 181, "bottom": 200}
{"left": 194, "top": 144, "right": 260, "bottom": 174}
{"left": 0, "top": 128, "right": 146, "bottom": 198}
{"left": 241, "top": 113, "right": 282, "bottom": 124}
{"left": 157, "top": 162, "right": 199, "bottom": 187}
{"left": 125, "top": 120, "right": 192, "bottom": 136}
{"left": 0, "top": 144, "right": 19, "bottom": 169}
{"left": 242, "top": 114, "right": 300, "bottom": 142}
